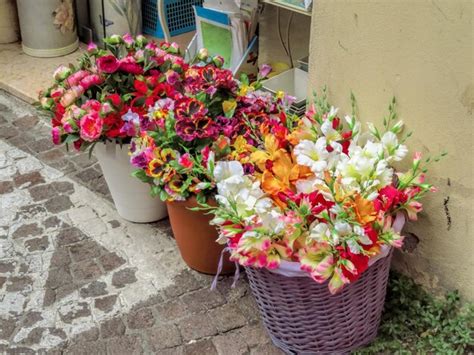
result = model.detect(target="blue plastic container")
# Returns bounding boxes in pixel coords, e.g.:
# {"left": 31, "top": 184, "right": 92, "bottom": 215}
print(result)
{"left": 142, "top": 0, "right": 203, "bottom": 38}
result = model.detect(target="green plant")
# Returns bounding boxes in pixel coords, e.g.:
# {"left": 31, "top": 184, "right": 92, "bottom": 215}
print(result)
{"left": 355, "top": 272, "right": 474, "bottom": 354}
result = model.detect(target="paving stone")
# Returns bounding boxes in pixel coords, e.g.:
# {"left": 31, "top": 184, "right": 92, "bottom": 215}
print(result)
{"left": 111, "top": 267, "right": 137, "bottom": 288}
{"left": 55, "top": 227, "right": 85, "bottom": 246}
{"left": 38, "top": 148, "right": 65, "bottom": 162}
{"left": 21, "top": 327, "right": 45, "bottom": 345}
{"left": 20, "top": 311, "right": 43, "bottom": 328}
{"left": 2, "top": 346, "right": 35, "bottom": 354}
{"left": 209, "top": 304, "right": 248, "bottom": 333}
{"left": 106, "top": 335, "right": 143, "bottom": 354}
{"left": 43, "top": 288, "right": 56, "bottom": 307}
{"left": 178, "top": 313, "right": 218, "bottom": 341}
{"left": 0, "top": 276, "right": 6, "bottom": 288}
{"left": 70, "top": 153, "right": 95, "bottom": 168}
{"left": 55, "top": 283, "right": 79, "bottom": 301}
{"left": 24, "top": 236, "right": 50, "bottom": 252}
{"left": 0, "top": 180, "right": 13, "bottom": 194}
{"left": 43, "top": 216, "right": 62, "bottom": 229}
{"left": 100, "top": 317, "right": 126, "bottom": 339}
{"left": 75, "top": 327, "right": 100, "bottom": 342}
{"left": 237, "top": 294, "right": 260, "bottom": 324}
{"left": 94, "top": 295, "right": 117, "bottom": 313}
{"left": 238, "top": 324, "right": 270, "bottom": 348}
{"left": 127, "top": 307, "right": 155, "bottom": 329}
{"left": 28, "top": 183, "right": 55, "bottom": 202}
{"left": 249, "top": 343, "right": 284, "bottom": 355}
{"left": 67, "top": 340, "right": 107, "bottom": 355}
{"left": 183, "top": 339, "right": 218, "bottom": 355}
{"left": 0, "top": 126, "right": 19, "bottom": 139}
{"left": 0, "top": 260, "right": 16, "bottom": 273}
{"left": 146, "top": 324, "right": 182, "bottom": 350}
{"left": 51, "top": 181, "right": 74, "bottom": 194}
{"left": 69, "top": 239, "right": 105, "bottom": 262}
{"left": 50, "top": 247, "right": 71, "bottom": 267}
{"left": 75, "top": 167, "right": 102, "bottom": 184}
{"left": 107, "top": 220, "right": 120, "bottom": 228}
{"left": 12, "top": 223, "right": 43, "bottom": 239}
{"left": 163, "top": 270, "right": 202, "bottom": 298}
{"left": 13, "top": 171, "right": 45, "bottom": 188}
{"left": 44, "top": 266, "right": 73, "bottom": 290}
{"left": 79, "top": 281, "right": 107, "bottom": 298}
{"left": 70, "top": 260, "right": 103, "bottom": 282}
{"left": 12, "top": 115, "right": 38, "bottom": 130}
{"left": 13, "top": 204, "right": 46, "bottom": 221}
{"left": 155, "top": 299, "right": 188, "bottom": 323}
{"left": 6, "top": 275, "right": 33, "bottom": 292}
{"left": 213, "top": 331, "right": 250, "bottom": 355}
{"left": 98, "top": 252, "right": 126, "bottom": 272}
{"left": 44, "top": 195, "right": 73, "bottom": 213}
{"left": 181, "top": 288, "right": 226, "bottom": 313}
{"left": 0, "top": 317, "right": 16, "bottom": 340}
{"left": 59, "top": 302, "right": 91, "bottom": 323}
{"left": 28, "top": 138, "right": 53, "bottom": 153}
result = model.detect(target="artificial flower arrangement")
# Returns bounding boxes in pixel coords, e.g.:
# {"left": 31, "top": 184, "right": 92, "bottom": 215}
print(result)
{"left": 38, "top": 33, "right": 187, "bottom": 152}
{"left": 208, "top": 91, "right": 444, "bottom": 294}
{"left": 127, "top": 62, "right": 291, "bottom": 202}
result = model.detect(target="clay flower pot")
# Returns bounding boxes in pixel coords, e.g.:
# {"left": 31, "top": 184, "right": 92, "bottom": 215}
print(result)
{"left": 167, "top": 196, "right": 234, "bottom": 275}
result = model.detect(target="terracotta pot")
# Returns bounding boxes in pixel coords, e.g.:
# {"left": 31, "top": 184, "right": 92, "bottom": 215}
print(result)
{"left": 167, "top": 196, "right": 234, "bottom": 275}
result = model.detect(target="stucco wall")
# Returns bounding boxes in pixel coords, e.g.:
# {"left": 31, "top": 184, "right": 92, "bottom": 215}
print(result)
{"left": 308, "top": 1, "right": 473, "bottom": 300}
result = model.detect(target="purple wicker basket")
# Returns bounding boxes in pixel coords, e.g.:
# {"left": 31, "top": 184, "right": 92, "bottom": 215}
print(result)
{"left": 245, "top": 250, "right": 393, "bottom": 354}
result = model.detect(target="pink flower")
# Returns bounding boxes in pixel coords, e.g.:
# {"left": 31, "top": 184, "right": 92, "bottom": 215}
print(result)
{"left": 212, "top": 55, "right": 224, "bottom": 68}
{"left": 122, "top": 33, "right": 134, "bottom": 46}
{"left": 87, "top": 42, "right": 98, "bottom": 52}
{"left": 119, "top": 56, "right": 143, "bottom": 75}
{"left": 51, "top": 126, "right": 61, "bottom": 145}
{"left": 96, "top": 55, "right": 120, "bottom": 73}
{"left": 79, "top": 74, "right": 102, "bottom": 90}
{"left": 60, "top": 86, "right": 84, "bottom": 107}
{"left": 53, "top": 65, "right": 72, "bottom": 81}
{"left": 79, "top": 112, "right": 103, "bottom": 142}
{"left": 65, "top": 70, "right": 88, "bottom": 87}
{"left": 258, "top": 64, "right": 272, "bottom": 78}
{"left": 178, "top": 153, "right": 193, "bottom": 169}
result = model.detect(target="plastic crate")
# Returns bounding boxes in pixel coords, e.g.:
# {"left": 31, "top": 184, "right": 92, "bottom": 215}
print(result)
{"left": 142, "top": 0, "right": 203, "bottom": 38}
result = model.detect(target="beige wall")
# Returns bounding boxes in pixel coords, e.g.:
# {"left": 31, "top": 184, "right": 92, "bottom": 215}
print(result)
{"left": 308, "top": 0, "right": 473, "bottom": 300}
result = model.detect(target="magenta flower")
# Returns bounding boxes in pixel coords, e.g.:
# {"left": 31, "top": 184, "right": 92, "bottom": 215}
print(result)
{"left": 87, "top": 42, "right": 98, "bottom": 52}
{"left": 51, "top": 126, "right": 61, "bottom": 145}
{"left": 65, "top": 70, "right": 88, "bottom": 87}
{"left": 96, "top": 55, "right": 120, "bottom": 74}
{"left": 122, "top": 33, "right": 134, "bottom": 46}
{"left": 119, "top": 56, "right": 143, "bottom": 75}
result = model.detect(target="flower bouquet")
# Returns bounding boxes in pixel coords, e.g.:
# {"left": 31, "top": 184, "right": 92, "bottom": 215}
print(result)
{"left": 38, "top": 34, "right": 186, "bottom": 222}
{"left": 209, "top": 92, "right": 444, "bottom": 353}
{"left": 128, "top": 62, "right": 291, "bottom": 273}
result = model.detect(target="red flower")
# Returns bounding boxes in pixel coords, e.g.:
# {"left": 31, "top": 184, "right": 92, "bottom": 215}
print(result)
{"left": 106, "top": 94, "right": 122, "bottom": 107}
{"left": 96, "top": 55, "right": 120, "bottom": 73}
{"left": 119, "top": 56, "right": 143, "bottom": 75}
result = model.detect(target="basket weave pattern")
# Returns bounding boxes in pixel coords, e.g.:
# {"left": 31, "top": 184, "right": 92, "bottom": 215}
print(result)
{"left": 245, "top": 251, "right": 393, "bottom": 354}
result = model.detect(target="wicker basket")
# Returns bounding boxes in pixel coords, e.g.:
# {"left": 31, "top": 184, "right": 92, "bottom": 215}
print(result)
{"left": 245, "top": 250, "right": 393, "bottom": 354}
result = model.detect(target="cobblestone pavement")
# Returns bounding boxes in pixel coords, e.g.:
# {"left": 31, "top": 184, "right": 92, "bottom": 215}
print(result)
{"left": 0, "top": 91, "right": 283, "bottom": 354}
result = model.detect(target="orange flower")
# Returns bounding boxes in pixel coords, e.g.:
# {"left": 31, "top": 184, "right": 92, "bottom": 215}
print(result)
{"left": 347, "top": 194, "right": 377, "bottom": 225}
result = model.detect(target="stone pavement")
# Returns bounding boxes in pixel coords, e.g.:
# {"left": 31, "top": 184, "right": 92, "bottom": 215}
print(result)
{"left": 0, "top": 90, "right": 283, "bottom": 354}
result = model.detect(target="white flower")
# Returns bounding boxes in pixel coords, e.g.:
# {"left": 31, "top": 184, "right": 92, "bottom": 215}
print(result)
{"left": 294, "top": 138, "right": 329, "bottom": 173}
{"left": 321, "top": 119, "right": 341, "bottom": 142}
{"left": 214, "top": 161, "right": 244, "bottom": 183}
{"left": 309, "top": 222, "right": 330, "bottom": 242}
{"left": 381, "top": 131, "right": 407, "bottom": 161}
{"left": 334, "top": 221, "right": 352, "bottom": 236}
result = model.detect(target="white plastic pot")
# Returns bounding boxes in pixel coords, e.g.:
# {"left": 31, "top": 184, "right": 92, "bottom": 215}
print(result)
{"left": 94, "top": 142, "right": 167, "bottom": 223}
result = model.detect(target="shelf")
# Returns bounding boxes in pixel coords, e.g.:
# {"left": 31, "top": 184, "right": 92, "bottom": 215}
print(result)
{"left": 261, "top": 0, "right": 312, "bottom": 17}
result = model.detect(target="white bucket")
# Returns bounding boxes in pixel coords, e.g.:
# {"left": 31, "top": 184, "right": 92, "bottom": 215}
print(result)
{"left": 94, "top": 142, "right": 168, "bottom": 223}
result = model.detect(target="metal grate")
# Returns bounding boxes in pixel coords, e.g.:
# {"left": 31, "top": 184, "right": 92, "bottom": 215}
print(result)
{"left": 142, "top": 0, "right": 203, "bottom": 38}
